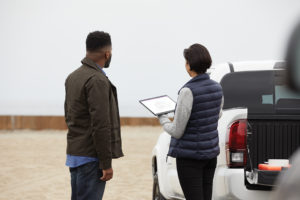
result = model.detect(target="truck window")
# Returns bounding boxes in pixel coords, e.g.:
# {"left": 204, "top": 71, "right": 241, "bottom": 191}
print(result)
{"left": 220, "top": 70, "right": 300, "bottom": 115}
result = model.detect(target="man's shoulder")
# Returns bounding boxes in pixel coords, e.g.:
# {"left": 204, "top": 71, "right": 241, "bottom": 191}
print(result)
{"left": 66, "top": 65, "right": 107, "bottom": 84}
{"left": 66, "top": 65, "right": 85, "bottom": 79}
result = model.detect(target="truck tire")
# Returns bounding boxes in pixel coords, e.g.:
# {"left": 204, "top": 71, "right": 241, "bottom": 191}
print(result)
{"left": 153, "top": 172, "right": 166, "bottom": 200}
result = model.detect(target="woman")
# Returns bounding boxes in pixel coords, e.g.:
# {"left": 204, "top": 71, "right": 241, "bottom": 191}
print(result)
{"left": 158, "top": 44, "right": 223, "bottom": 200}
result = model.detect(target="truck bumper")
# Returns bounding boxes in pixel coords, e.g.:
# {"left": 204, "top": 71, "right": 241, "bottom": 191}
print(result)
{"left": 213, "top": 167, "right": 271, "bottom": 200}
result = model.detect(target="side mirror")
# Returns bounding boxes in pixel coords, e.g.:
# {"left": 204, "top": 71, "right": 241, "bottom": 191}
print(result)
{"left": 286, "top": 22, "right": 300, "bottom": 92}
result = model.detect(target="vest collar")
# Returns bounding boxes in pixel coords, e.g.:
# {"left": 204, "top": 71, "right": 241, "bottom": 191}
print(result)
{"left": 179, "top": 73, "right": 209, "bottom": 94}
{"left": 186, "top": 73, "right": 210, "bottom": 84}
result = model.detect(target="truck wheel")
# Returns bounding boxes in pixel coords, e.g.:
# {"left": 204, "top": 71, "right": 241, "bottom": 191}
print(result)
{"left": 153, "top": 172, "right": 166, "bottom": 200}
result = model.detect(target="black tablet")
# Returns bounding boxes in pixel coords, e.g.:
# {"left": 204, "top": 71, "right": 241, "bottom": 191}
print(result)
{"left": 139, "top": 95, "right": 176, "bottom": 116}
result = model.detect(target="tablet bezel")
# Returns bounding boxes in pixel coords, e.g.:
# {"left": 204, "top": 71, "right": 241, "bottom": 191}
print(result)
{"left": 139, "top": 95, "right": 176, "bottom": 116}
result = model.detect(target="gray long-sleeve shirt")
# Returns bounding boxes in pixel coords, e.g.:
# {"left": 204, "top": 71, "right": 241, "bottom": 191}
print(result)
{"left": 158, "top": 87, "right": 223, "bottom": 139}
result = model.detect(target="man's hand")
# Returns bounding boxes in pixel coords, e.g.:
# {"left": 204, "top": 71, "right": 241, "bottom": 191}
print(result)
{"left": 100, "top": 168, "right": 113, "bottom": 181}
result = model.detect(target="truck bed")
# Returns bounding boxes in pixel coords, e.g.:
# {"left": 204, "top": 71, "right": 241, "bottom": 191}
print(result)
{"left": 245, "top": 117, "right": 300, "bottom": 189}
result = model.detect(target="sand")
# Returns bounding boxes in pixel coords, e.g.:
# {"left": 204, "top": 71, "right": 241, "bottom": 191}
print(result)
{"left": 0, "top": 126, "right": 163, "bottom": 200}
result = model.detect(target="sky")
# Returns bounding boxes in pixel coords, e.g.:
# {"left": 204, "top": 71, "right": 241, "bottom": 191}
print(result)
{"left": 0, "top": 0, "right": 300, "bottom": 117}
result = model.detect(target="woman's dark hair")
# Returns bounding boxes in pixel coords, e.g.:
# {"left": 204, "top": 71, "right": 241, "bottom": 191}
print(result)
{"left": 86, "top": 31, "right": 111, "bottom": 52}
{"left": 183, "top": 44, "right": 212, "bottom": 74}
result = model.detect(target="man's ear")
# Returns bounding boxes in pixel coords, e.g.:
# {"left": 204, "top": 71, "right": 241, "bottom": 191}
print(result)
{"left": 105, "top": 52, "right": 110, "bottom": 59}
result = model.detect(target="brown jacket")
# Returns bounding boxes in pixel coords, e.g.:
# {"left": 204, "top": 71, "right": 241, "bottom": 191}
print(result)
{"left": 65, "top": 57, "right": 124, "bottom": 169}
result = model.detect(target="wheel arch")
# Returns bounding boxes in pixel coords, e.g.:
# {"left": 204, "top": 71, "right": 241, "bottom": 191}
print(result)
{"left": 152, "top": 156, "right": 157, "bottom": 176}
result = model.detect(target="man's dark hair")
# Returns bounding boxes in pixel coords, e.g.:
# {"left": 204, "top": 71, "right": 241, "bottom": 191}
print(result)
{"left": 86, "top": 31, "right": 111, "bottom": 52}
{"left": 183, "top": 43, "right": 212, "bottom": 74}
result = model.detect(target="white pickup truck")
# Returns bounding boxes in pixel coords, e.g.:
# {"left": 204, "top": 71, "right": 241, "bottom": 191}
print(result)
{"left": 152, "top": 61, "right": 300, "bottom": 200}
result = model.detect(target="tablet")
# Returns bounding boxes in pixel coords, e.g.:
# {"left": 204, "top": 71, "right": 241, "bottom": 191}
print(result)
{"left": 139, "top": 95, "right": 176, "bottom": 116}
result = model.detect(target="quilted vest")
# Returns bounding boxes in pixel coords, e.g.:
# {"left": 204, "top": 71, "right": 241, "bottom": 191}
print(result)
{"left": 168, "top": 73, "right": 223, "bottom": 160}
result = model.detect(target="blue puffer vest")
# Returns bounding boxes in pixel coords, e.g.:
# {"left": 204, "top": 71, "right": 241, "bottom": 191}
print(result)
{"left": 168, "top": 73, "right": 223, "bottom": 160}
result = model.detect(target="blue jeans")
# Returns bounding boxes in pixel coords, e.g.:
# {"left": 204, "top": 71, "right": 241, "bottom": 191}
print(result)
{"left": 69, "top": 162, "right": 106, "bottom": 200}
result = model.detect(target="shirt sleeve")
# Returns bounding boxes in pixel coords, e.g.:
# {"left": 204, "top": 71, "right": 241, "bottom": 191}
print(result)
{"left": 158, "top": 87, "right": 193, "bottom": 139}
{"left": 219, "top": 97, "right": 224, "bottom": 119}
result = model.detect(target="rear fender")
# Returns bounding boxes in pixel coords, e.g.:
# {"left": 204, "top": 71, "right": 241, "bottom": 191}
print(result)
{"left": 217, "top": 107, "right": 248, "bottom": 167}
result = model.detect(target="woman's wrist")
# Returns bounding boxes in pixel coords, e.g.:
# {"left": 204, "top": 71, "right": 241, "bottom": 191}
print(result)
{"left": 158, "top": 115, "right": 170, "bottom": 125}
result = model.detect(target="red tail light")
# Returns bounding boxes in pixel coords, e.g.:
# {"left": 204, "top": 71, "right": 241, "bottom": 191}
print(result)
{"left": 226, "top": 119, "right": 247, "bottom": 168}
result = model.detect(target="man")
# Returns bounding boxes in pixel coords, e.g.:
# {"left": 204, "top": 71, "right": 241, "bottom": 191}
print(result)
{"left": 64, "top": 31, "right": 124, "bottom": 200}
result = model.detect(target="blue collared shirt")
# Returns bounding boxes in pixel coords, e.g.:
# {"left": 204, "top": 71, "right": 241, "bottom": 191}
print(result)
{"left": 66, "top": 155, "right": 98, "bottom": 168}
{"left": 97, "top": 64, "right": 106, "bottom": 75}
{"left": 65, "top": 65, "right": 106, "bottom": 168}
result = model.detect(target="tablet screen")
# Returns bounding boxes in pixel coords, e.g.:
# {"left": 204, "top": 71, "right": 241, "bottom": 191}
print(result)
{"left": 139, "top": 95, "right": 176, "bottom": 116}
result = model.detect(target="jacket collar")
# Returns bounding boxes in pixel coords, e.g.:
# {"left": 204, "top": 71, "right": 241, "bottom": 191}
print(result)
{"left": 81, "top": 57, "right": 106, "bottom": 75}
